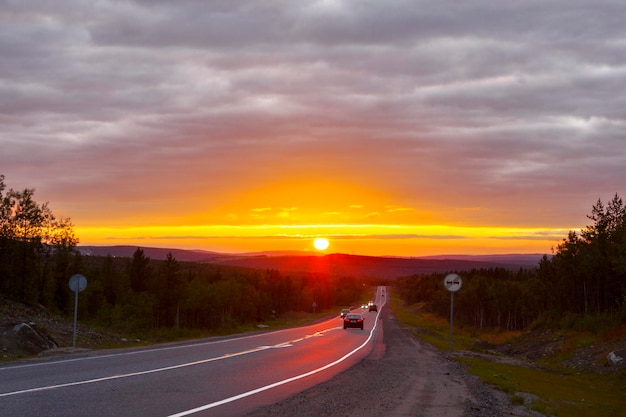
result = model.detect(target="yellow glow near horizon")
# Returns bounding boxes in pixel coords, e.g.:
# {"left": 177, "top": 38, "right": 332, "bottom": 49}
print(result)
{"left": 74, "top": 223, "right": 570, "bottom": 256}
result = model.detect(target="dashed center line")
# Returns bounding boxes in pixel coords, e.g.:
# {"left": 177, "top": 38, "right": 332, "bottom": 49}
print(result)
{"left": 0, "top": 326, "right": 341, "bottom": 398}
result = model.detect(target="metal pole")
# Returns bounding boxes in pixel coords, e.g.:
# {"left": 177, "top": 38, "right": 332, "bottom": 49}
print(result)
{"left": 449, "top": 292, "right": 454, "bottom": 352}
{"left": 73, "top": 287, "right": 79, "bottom": 347}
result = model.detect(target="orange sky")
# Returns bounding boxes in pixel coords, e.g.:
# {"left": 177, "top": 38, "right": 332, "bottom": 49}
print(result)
{"left": 70, "top": 173, "right": 571, "bottom": 256}
{"left": 3, "top": 2, "right": 624, "bottom": 257}
{"left": 61, "top": 171, "right": 572, "bottom": 256}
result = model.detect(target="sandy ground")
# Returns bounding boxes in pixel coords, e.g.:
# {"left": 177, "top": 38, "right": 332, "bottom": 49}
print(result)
{"left": 244, "top": 307, "right": 544, "bottom": 417}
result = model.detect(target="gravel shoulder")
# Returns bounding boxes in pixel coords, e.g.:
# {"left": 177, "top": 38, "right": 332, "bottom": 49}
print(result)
{"left": 245, "top": 307, "right": 543, "bottom": 417}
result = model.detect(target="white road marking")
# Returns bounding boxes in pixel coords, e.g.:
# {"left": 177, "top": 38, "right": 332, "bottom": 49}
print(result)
{"left": 0, "top": 325, "right": 344, "bottom": 398}
{"left": 1, "top": 289, "right": 387, "bottom": 414}
{"left": 0, "top": 345, "right": 271, "bottom": 398}
{"left": 166, "top": 307, "right": 382, "bottom": 417}
{"left": 0, "top": 324, "right": 312, "bottom": 372}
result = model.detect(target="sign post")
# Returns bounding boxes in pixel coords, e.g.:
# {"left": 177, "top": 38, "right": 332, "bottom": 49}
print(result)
{"left": 68, "top": 274, "right": 87, "bottom": 347}
{"left": 443, "top": 273, "right": 462, "bottom": 352}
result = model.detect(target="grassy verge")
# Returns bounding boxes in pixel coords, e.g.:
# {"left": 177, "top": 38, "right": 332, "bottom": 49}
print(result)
{"left": 389, "top": 291, "right": 626, "bottom": 417}
{"left": 457, "top": 356, "right": 626, "bottom": 416}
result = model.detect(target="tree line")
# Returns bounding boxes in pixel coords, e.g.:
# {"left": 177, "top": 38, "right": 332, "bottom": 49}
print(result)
{"left": 77, "top": 249, "right": 367, "bottom": 334}
{"left": 396, "top": 194, "right": 626, "bottom": 331}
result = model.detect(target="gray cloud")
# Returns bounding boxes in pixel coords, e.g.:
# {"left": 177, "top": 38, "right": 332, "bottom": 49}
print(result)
{"left": 1, "top": 0, "right": 625, "bottom": 233}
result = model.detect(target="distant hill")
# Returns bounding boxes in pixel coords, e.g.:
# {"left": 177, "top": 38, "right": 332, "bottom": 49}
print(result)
{"left": 419, "top": 253, "right": 547, "bottom": 268}
{"left": 210, "top": 253, "right": 545, "bottom": 279}
{"left": 78, "top": 245, "right": 546, "bottom": 279}
{"left": 77, "top": 246, "right": 315, "bottom": 263}
{"left": 77, "top": 245, "right": 227, "bottom": 263}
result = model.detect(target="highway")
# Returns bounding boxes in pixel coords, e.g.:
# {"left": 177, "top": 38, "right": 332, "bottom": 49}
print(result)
{"left": 0, "top": 287, "right": 386, "bottom": 417}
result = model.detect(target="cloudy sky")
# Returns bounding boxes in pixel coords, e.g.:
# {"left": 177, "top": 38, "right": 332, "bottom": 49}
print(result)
{"left": 2, "top": 0, "right": 625, "bottom": 256}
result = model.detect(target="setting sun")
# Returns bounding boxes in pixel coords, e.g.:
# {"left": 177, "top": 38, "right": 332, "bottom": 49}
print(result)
{"left": 313, "top": 237, "right": 330, "bottom": 251}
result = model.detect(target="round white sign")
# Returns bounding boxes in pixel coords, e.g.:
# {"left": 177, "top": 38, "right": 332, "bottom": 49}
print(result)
{"left": 443, "top": 274, "right": 462, "bottom": 292}
{"left": 69, "top": 274, "right": 88, "bottom": 293}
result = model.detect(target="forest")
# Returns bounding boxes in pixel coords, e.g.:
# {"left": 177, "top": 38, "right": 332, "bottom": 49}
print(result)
{"left": 75, "top": 250, "right": 368, "bottom": 333}
{"left": 1, "top": 173, "right": 625, "bottom": 335}
{"left": 396, "top": 194, "right": 626, "bottom": 331}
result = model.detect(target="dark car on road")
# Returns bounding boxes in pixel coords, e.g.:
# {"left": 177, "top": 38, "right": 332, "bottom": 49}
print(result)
{"left": 369, "top": 304, "right": 378, "bottom": 312}
{"left": 343, "top": 313, "right": 364, "bottom": 330}
{"left": 340, "top": 309, "right": 350, "bottom": 319}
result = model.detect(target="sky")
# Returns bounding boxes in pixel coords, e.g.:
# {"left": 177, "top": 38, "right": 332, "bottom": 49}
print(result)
{"left": 2, "top": 0, "right": 625, "bottom": 257}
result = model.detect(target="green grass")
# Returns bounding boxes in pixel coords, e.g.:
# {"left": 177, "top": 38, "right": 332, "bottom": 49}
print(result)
{"left": 457, "top": 356, "right": 626, "bottom": 417}
{"left": 390, "top": 297, "right": 479, "bottom": 351}
{"left": 390, "top": 292, "right": 626, "bottom": 417}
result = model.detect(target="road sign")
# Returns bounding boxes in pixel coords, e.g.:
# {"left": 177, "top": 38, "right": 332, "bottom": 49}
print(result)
{"left": 443, "top": 274, "right": 462, "bottom": 292}
{"left": 68, "top": 274, "right": 87, "bottom": 347}
{"left": 69, "top": 274, "right": 87, "bottom": 292}
{"left": 444, "top": 274, "right": 462, "bottom": 352}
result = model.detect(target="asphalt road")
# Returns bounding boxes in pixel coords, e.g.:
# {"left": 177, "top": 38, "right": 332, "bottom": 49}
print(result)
{"left": 0, "top": 288, "right": 387, "bottom": 417}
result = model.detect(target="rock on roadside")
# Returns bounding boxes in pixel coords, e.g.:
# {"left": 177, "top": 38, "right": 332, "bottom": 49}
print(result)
{"left": 1, "top": 322, "right": 57, "bottom": 357}
{"left": 608, "top": 350, "right": 626, "bottom": 367}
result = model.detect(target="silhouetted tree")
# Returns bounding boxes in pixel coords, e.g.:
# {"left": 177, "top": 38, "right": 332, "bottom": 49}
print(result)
{"left": 129, "top": 248, "right": 151, "bottom": 293}
{"left": 535, "top": 195, "right": 626, "bottom": 315}
{"left": 154, "top": 252, "right": 183, "bottom": 327}
{"left": 0, "top": 175, "right": 78, "bottom": 305}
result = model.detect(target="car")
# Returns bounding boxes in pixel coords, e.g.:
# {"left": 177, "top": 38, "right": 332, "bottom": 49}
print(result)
{"left": 343, "top": 313, "right": 364, "bottom": 330}
{"left": 340, "top": 309, "right": 350, "bottom": 318}
{"left": 369, "top": 304, "right": 378, "bottom": 312}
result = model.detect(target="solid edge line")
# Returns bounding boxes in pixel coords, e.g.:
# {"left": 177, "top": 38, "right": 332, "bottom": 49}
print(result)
{"left": 167, "top": 304, "right": 384, "bottom": 417}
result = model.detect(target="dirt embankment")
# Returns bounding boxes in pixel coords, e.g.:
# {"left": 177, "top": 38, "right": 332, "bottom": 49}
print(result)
{"left": 0, "top": 297, "right": 131, "bottom": 360}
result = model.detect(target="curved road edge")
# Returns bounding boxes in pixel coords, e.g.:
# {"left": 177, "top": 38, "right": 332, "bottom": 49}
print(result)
{"left": 244, "top": 304, "right": 526, "bottom": 417}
